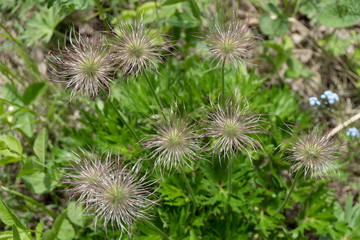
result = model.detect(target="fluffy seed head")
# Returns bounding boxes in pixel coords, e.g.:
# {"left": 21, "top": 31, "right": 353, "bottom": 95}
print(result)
{"left": 287, "top": 128, "right": 341, "bottom": 178}
{"left": 111, "top": 20, "right": 168, "bottom": 76}
{"left": 205, "top": 98, "right": 263, "bottom": 158}
{"left": 203, "top": 18, "right": 255, "bottom": 67}
{"left": 48, "top": 31, "right": 115, "bottom": 98}
{"left": 64, "top": 152, "right": 113, "bottom": 205}
{"left": 143, "top": 112, "right": 201, "bottom": 171}
{"left": 65, "top": 153, "right": 155, "bottom": 233}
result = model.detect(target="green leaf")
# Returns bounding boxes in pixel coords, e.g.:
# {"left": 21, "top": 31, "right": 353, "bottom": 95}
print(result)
{"left": 318, "top": 0, "right": 360, "bottom": 28}
{"left": 33, "top": 129, "right": 47, "bottom": 169}
{"left": 35, "top": 220, "right": 44, "bottom": 240}
{"left": 0, "top": 135, "right": 22, "bottom": 158}
{"left": 22, "top": 6, "right": 65, "bottom": 46}
{"left": 43, "top": 210, "right": 73, "bottom": 240}
{"left": 16, "top": 112, "right": 35, "bottom": 138}
{"left": 167, "top": 10, "right": 199, "bottom": 28}
{"left": 162, "top": 0, "right": 185, "bottom": 5}
{"left": 67, "top": 202, "right": 85, "bottom": 227}
{"left": 12, "top": 225, "right": 20, "bottom": 240}
{"left": 22, "top": 172, "right": 54, "bottom": 194}
{"left": 0, "top": 199, "right": 27, "bottom": 230}
{"left": 259, "top": 14, "right": 290, "bottom": 36}
{"left": 22, "top": 82, "right": 47, "bottom": 106}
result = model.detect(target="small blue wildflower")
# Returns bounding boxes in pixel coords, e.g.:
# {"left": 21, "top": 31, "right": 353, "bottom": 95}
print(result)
{"left": 308, "top": 97, "right": 321, "bottom": 106}
{"left": 321, "top": 90, "right": 339, "bottom": 105}
{"left": 346, "top": 127, "right": 360, "bottom": 138}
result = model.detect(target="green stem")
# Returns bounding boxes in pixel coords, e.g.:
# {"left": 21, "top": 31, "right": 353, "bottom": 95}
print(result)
{"left": 144, "top": 219, "right": 168, "bottom": 239}
{"left": 221, "top": 60, "right": 226, "bottom": 105}
{"left": 100, "top": 90, "right": 139, "bottom": 141}
{"left": 273, "top": 170, "right": 302, "bottom": 216}
{"left": 143, "top": 72, "right": 166, "bottom": 120}
{"left": 180, "top": 168, "right": 197, "bottom": 207}
{"left": 227, "top": 158, "right": 233, "bottom": 208}
{"left": 93, "top": 0, "right": 109, "bottom": 31}
{"left": 1, "top": 186, "right": 57, "bottom": 218}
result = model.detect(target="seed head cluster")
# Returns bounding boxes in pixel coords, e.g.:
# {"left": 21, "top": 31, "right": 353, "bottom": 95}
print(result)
{"left": 48, "top": 31, "right": 115, "bottom": 98}
{"left": 143, "top": 113, "right": 201, "bottom": 171}
{"left": 287, "top": 128, "right": 340, "bottom": 178}
{"left": 65, "top": 153, "right": 155, "bottom": 233}
{"left": 111, "top": 20, "right": 169, "bottom": 76}
{"left": 204, "top": 18, "right": 255, "bottom": 67}
{"left": 205, "top": 99, "right": 263, "bottom": 158}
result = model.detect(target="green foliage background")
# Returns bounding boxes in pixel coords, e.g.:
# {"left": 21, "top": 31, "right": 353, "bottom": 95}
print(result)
{"left": 0, "top": 0, "right": 360, "bottom": 239}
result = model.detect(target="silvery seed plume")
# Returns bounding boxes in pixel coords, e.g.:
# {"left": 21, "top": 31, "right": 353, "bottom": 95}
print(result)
{"left": 205, "top": 98, "right": 263, "bottom": 159}
{"left": 87, "top": 161, "right": 156, "bottom": 233}
{"left": 143, "top": 112, "right": 201, "bottom": 171}
{"left": 203, "top": 17, "right": 255, "bottom": 67}
{"left": 64, "top": 151, "right": 113, "bottom": 206}
{"left": 110, "top": 20, "right": 169, "bottom": 76}
{"left": 48, "top": 31, "right": 115, "bottom": 98}
{"left": 287, "top": 128, "right": 341, "bottom": 178}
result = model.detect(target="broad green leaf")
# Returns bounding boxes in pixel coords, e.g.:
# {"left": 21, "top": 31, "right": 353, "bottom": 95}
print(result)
{"left": 259, "top": 14, "right": 290, "bottom": 36}
{"left": 67, "top": 202, "right": 85, "bottom": 227}
{"left": 22, "top": 82, "right": 47, "bottom": 106}
{"left": 17, "top": 156, "right": 44, "bottom": 178}
{"left": 57, "top": 219, "right": 75, "bottom": 240}
{"left": 0, "top": 135, "right": 22, "bottom": 158}
{"left": 16, "top": 112, "right": 35, "bottom": 138}
{"left": 318, "top": 0, "right": 360, "bottom": 28}
{"left": 42, "top": 210, "right": 70, "bottom": 240}
{"left": 22, "top": 172, "right": 54, "bottom": 194}
{"left": 33, "top": 128, "right": 47, "bottom": 169}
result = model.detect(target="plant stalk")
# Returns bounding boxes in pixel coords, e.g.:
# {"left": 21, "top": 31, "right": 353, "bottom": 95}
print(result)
{"left": 227, "top": 158, "right": 233, "bottom": 206}
{"left": 273, "top": 170, "right": 302, "bottom": 216}
{"left": 180, "top": 168, "right": 197, "bottom": 207}
{"left": 100, "top": 90, "right": 139, "bottom": 141}
{"left": 1, "top": 186, "right": 57, "bottom": 218}
{"left": 221, "top": 59, "right": 226, "bottom": 105}
{"left": 143, "top": 72, "right": 166, "bottom": 120}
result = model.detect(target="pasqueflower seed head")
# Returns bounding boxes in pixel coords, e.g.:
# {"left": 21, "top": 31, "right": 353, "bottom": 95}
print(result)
{"left": 205, "top": 98, "right": 263, "bottom": 159}
{"left": 87, "top": 163, "right": 156, "bottom": 233}
{"left": 48, "top": 31, "right": 115, "bottom": 99}
{"left": 143, "top": 112, "right": 201, "bottom": 171}
{"left": 203, "top": 18, "right": 255, "bottom": 67}
{"left": 63, "top": 151, "right": 113, "bottom": 205}
{"left": 111, "top": 20, "right": 169, "bottom": 76}
{"left": 287, "top": 128, "right": 341, "bottom": 178}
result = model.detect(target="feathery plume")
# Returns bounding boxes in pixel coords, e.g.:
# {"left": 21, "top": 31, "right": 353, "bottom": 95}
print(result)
{"left": 64, "top": 153, "right": 155, "bottom": 233}
{"left": 205, "top": 98, "right": 263, "bottom": 158}
{"left": 203, "top": 17, "right": 255, "bottom": 67}
{"left": 110, "top": 20, "right": 169, "bottom": 76}
{"left": 143, "top": 111, "right": 201, "bottom": 171}
{"left": 64, "top": 151, "right": 113, "bottom": 205}
{"left": 286, "top": 128, "right": 341, "bottom": 178}
{"left": 48, "top": 31, "right": 115, "bottom": 98}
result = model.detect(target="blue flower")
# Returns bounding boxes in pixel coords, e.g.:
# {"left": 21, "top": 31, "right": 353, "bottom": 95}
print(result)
{"left": 308, "top": 96, "right": 321, "bottom": 106}
{"left": 346, "top": 127, "right": 360, "bottom": 138}
{"left": 321, "top": 90, "right": 339, "bottom": 105}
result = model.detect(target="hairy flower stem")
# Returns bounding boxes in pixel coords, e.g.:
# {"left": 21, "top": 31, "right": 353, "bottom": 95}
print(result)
{"left": 143, "top": 72, "right": 166, "bottom": 120}
{"left": 180, "top": 168, "right": 198, "bottom": 207}
{"left": 221, "top": 59, "right": 226, "bottom": 105}
{"left": 100, "top": 90, "right": 139, "bottom": 141}
{"left": 273, "top": 170, "right": 302, "bottom": 216}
